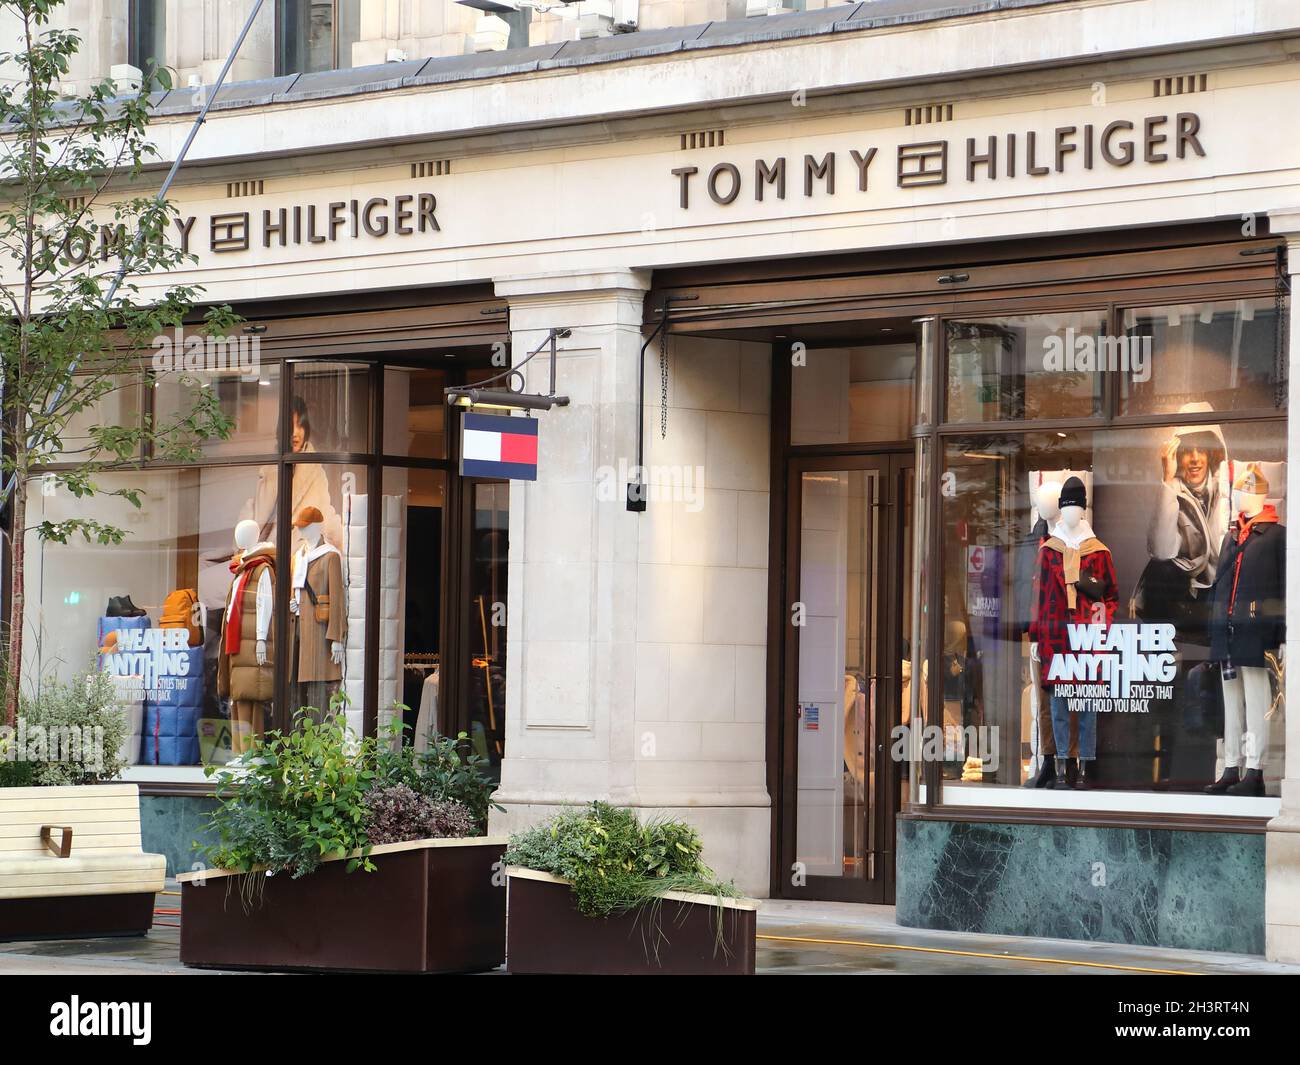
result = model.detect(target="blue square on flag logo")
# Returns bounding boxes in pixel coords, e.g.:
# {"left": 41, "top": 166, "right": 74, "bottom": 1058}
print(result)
{"left": 461, "top": 412, "right": 539, "bottom": 481}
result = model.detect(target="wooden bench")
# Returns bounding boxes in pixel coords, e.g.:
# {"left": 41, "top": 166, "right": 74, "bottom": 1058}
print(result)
{"left": 0, "top": 783, "right": 167, "bottom": 940}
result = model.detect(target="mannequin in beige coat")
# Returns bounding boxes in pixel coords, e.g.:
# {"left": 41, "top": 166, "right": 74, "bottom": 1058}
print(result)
{"left": 290, "top": 506, "right": 346, "bottom": 717}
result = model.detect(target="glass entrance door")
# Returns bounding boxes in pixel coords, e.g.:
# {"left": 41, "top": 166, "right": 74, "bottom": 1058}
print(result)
{"left": 782, "top": 453, "right": 913, "bottom": 903}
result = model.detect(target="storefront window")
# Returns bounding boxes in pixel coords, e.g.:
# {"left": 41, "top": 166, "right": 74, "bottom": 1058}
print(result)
{"left": 383, "top": 467, "right": 446, "bottom": 748}
{"left": 939, "top": 418, "right": 1286, "bottom": 801}
{"left": 467, "top": 481, "right": 508, "bottom": 778}
{"left": 382, "top": 368, "right": 448, "bottom": 459}
{"left": 791, "top": 341, "right": 917, "bottom": 444}
{"left": 25, "top": 466, "right": 273, "bottom": 767}
{"left": 26, "top": 350, "right": 507, "bottom": 780}
{"left": 945, "top": 312, "right": 1107, "bottom": 423}
{"left": 153, "top": 363, "right": 280, "bottom": 459}
{"left": 60, "top": 375, "right": 144, "bottom": 460}
{"left": 288, "top": 361, "right": 370, "bottom": 454}
{"left": 1120, "top": 297, "right": 1283, "bottom": 415}
{"left": 287, "top": 464, "right": 368, "bottom": 734}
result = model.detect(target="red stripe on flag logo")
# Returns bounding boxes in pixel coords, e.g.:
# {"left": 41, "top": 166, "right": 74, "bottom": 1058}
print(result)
{"left": 500, "top": 432, "right": 538, "bottom": 465}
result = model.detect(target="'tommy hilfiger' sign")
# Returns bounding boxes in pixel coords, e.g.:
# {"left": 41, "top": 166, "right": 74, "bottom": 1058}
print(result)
{"left": 52, "top": 190, "right": 441, "bottom": 263}
{"left": 671, "top": 111, "right": 1206, "bottom": 208}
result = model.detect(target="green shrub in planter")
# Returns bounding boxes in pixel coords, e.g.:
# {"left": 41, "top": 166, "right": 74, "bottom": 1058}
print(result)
{"left": 505, "top": 801, "right": 739, "bottom": 919}
{"left": 198, "top": 709, "right": 499, "bottom": 891}
{"left": 372, "top": 723, "right": 503, "bottom": 834}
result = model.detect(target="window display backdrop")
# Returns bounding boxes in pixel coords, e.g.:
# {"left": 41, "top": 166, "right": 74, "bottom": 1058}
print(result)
{"left": 936, "top": 297, "right": 1286, "bottom": 805}
{"left": 22, "top": 359, "right": 470, "bottom": 774}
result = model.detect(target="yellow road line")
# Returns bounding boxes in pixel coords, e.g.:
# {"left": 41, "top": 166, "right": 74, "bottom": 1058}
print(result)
{"left": 756, "top": 933, "right": 1199, "bottom": 975}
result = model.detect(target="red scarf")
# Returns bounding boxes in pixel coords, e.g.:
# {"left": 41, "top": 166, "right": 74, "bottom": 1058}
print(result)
{"left": 225, "top": 553, "right": 272, "bottom": 656}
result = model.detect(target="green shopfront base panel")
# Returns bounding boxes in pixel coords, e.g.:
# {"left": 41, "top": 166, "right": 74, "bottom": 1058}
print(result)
{"left": 896, "top": 818, "right": 1264, "bottom": 955}
{"left": 140, "top": 796, "right": 220, "bottom": 880}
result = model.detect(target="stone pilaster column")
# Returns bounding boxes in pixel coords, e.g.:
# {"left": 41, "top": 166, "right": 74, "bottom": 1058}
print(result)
{"left": 487, "top": 269, "right": 772, "bottom": 895}
{"left": 1266, "top": 210, "right": 1300, "bottom": 962}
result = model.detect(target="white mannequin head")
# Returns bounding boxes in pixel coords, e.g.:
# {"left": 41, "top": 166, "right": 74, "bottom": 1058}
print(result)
{"left": 300, "top": 522, "right": 322, "bottom": 547}
{"left": 1237, "top": 492, "right": 1267, "bottom": 519}
{"left": 234, "top": 518, "right": 260, "bottom": 551}
{"left": 1059, "top": 505, "right": 1084, "bottom": 532}
{"left": 1233, "top": 464, "right": 1270, "bottom": 520}
{"left": 1036, "top": 482, "right": 1062, "bottom": 524}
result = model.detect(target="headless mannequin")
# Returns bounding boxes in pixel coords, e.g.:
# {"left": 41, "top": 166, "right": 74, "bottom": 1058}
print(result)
{"left": 220, "top": 518, "right": 274, "bottom": 755}
{"left": 1208, "top": 490, "right": 1284, "bottom": 796}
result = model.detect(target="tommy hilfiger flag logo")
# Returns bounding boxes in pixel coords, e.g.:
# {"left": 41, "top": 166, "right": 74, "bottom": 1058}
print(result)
{"left": 460, "top": 412, "right": 539, "bottom": 481}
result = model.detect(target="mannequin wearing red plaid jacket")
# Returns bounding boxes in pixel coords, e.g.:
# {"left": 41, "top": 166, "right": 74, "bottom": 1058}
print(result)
{"left": 1028, "top": 481, "right": 1118, "bottom": 788}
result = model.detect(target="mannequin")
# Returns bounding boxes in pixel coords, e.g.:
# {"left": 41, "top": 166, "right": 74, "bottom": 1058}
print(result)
{"left": 217, "top": 518, "right": 275, "bottom": 755}
{"left": 290, "top": 505, "right": 347, "bottom": 717}
{"left": 1029, "top": 477, "right": 1117, "bottom": 790}
{"left": 1206, "top": 464, "right": 1285, "bottom": 796}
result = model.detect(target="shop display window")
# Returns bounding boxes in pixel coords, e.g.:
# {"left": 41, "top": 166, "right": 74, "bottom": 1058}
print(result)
{"left": 791, "top": 341, "right": 916, "bottom": 444}
{"left": 1120, "top": 297, "right": 1283, "bottom": 415}
{"left": 286, "top": 463, "right": 369, "bottom": 739}
{"left": 382, "top": 368, "right": 448, "bottom": 459}
{"left": 945, "top": 312, "right": 1107, "bottom": 423}
{"left": 939, "top": 419, "right": 1286, "bottom": 800}
{"left": 153, "top": 362, "right": 280, "bottom": 459}
{"left": 383, "top": 467, "right": 445, "bottom": 751}
{"left": 288, "top": 361, "right": 370, "bottom": 454}
{"left": 25, "top": 466, "right": 275, "bottom": 767}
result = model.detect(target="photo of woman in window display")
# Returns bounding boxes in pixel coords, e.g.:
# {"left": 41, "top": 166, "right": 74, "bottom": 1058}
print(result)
{"left": 243, "top": 396, "right": 343, "bottom": 551}
{"left": 1141, "top": 405, "right": 1231, "bottom": 634}
{"left": 1133, "top": 405, "right": 1232, "bottom": 789}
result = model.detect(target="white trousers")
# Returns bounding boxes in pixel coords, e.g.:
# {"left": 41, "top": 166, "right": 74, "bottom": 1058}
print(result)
{"left": 1222, "top": 666, "right": 1271, "bottom": 771}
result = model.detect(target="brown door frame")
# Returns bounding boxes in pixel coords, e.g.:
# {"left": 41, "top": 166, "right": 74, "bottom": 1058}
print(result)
{"left": 776, "top": 449, "right": 912, "bottom": 904}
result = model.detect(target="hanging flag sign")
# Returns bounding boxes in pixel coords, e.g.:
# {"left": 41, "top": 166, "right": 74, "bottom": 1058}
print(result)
{"left": 460, "top": 412, "right": 539, "bottom": 481}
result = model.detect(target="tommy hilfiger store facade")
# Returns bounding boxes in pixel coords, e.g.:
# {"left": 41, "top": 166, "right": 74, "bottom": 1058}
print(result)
{"left": 17, "top": 1, "right": 1300, "bottom": 960}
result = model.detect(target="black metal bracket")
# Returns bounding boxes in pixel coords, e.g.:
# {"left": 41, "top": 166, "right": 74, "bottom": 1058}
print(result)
{"left": 628, "top": 296, "right": 697, "bottom": 512}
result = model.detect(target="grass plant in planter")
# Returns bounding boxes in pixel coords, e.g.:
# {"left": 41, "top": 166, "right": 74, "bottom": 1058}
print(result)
{"left": 503, "top": 801, "right": 758, "bottom": 975}
{"left": 177, "top": 707, "right": 508, "bottom": 973}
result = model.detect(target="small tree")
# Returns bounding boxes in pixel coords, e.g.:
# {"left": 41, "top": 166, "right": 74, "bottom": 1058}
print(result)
{"left": 0, "top": 0, "right": 237, "bottom": 727}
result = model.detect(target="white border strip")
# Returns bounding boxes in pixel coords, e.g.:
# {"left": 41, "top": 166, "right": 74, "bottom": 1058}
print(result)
{"left": 938, "top": 781, "right": 1280, "bottom": 818}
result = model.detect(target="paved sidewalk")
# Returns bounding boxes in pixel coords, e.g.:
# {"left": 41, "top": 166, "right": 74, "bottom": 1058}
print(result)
{"left": 755, "top": 900, "right": 1300, "bottom": 975}
{"left": 2, "top": 891, "right": 1297, "bottom": 975}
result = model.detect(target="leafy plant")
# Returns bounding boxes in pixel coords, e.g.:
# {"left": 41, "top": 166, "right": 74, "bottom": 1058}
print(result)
{"left": 0, "top": 669, "right": 129, "bottom": 786}
{"left": 362, "top": 784, "right": 474, "bottom": 846}
{"left": 374, "top": 719, "right": 502, "bottom": 833}
{"left": 504, "top": 801, "right": 739, "bottom": 920}
{"left": 199, "top": 713, "right": 378, "bottom": 881}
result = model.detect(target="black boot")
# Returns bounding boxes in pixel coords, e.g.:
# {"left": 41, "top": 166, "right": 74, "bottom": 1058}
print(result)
{"left": 1226, "top": 768, "right": 1264, "bottom": 797}
{"left": 1025, "top": 757, "right": 1056, "bottom": 788}
{"left": 1204, "top": 767, "right": 1240, "bottom": 794}
{"left": 1052, "top": 758, "right": 1074, "bottom": 789}
{"left": 1076, "top": 759, "right": 1094, "bottom": 791}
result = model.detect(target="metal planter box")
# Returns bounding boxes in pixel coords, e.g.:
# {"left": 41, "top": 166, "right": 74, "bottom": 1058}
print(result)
{"left": 178, "top": 837, "right": 507, "bottom": 973}
{"left": 505, "top": 867, "right": 758, "bottom": 975}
